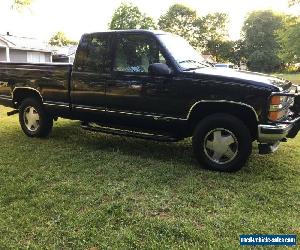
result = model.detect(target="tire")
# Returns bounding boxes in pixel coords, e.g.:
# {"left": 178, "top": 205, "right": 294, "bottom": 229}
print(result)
{"left": 192, "top": 113, "right": 252, "bottom": 172}
{"left": 19, "top": 98, "right": 53, "bottom": 138}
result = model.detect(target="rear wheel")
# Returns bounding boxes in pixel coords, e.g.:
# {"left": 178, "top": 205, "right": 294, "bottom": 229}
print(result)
{"left": 19, "top": 98, "right": 53, "bottom": 138}
{"left": 192, "top": 114, "right": 252, "bottom": 172}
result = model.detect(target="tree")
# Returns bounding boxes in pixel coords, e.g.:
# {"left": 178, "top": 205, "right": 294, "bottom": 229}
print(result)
{"left": 158, "top": 4, "right": 198, "bottom": 46}
{"left": 288, "top": 0, "right": 300, "bottom": 6}
{"left": 49, "top": 32, "right": 77, "bottom": 47}
{"left": 200, "top": 13, "right": 229, "bottom": 41}
{"left": 277, "top": 17, "right": 300, "bottom": 63}
{"left": 11, "top": 0, "right": 32, "bottom": 10}
{"left": 158, "top": 4, "right": 229, "bottom": 52}
{"left": 206, "top": 40, "right": 233, "bottom": 63}
{"left": 242, "top": 10, "right": 284, "bottom": 72}
{"left": 109, "top": 3, "right": 156, "bottom": 30}
{"left": 198, "top": 13, "right": 229, "bottom": 55}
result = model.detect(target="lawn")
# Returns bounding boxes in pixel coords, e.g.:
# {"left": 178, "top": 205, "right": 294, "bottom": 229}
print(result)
{"left": 274, "top": 73, "right": 300, "bottom": 85}
{"left": 0, "top": 106, "right": 299, "bottom": 249}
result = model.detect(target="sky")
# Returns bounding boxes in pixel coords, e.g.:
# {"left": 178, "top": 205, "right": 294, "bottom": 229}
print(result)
{"left": 0, "top": 0, "right": 299, "bottom": 42}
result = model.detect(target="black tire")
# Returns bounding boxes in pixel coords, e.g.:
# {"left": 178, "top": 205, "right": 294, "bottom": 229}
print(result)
{"left": 192, "top": 113, "right": 252, "bottom": 172}
{"left": 19, "top": 98, "right": 53, "bottom": 138}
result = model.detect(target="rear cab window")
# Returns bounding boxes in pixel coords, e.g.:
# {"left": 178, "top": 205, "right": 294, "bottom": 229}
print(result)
{"left": 74, "top": 33, "right": 112, "bottom": 73}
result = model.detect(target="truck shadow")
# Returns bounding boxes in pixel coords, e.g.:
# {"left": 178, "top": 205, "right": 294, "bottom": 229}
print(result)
{"left": 52, "top": 123, "right": 197, "bottom": 167}
{"left": 2, "top": 122, "right": 296, "bottom": 190}
{"left": 49, "top": 122, "right": 280, "bottom": 176}
{"left": 47, "top": 124, "right": 298, "bottom": 192}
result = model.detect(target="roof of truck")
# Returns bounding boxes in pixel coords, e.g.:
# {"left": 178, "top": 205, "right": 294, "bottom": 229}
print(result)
{"left": 84, "top": 30, "right": 171, "bottom": 36}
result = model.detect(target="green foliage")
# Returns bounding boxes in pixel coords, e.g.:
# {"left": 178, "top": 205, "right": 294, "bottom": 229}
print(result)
{"left": 288, "top": 0, "right": 300, "bottom": 6}
{"left": 196, "top": 13, "right": 229, "bottom": 51}
{"left": 109, "top": 3, "right": 156, "bottom": 30}
{"left": 11, "top": 0, "right": 32, "bottom": 10}
{"left": 201, "top": 13, "right": 229, "bottom": 41}
{"left": 49, "top": 32, "right": 77, "bottom": 47}
{"left": 0, "top": 105, "right": 300, "bottom": 248}
{"left": 206, "top": 40, "right": 234, "bottom": 63}
{"left": 158, "top": 4, "right": 198, "bottom": 46}
{"left": 242, "top": 10, "right": 284, "bottom": 72}
{"left": 247, "top": 50, "right": 282, "bottom": 72}
{"left": 284, "top": 65, "right": 300, "bottom": 73}
{"left": 158, "top": 4, "right": 229, "bottom": 51}
{"left": 277, "top": 17, "right": 300, "bottom": 64}
{"left": 206, "top": 39, "right": 246, "bottom": 65}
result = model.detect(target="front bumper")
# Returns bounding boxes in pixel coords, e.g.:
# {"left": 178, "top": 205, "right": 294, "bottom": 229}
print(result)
{"left": 258, "top": 117, "right": 300, "bottom": 143}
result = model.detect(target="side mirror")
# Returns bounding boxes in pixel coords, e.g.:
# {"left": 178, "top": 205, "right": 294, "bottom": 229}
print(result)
{"left": 148, "top": 63, "right": 171, "bottom": 76}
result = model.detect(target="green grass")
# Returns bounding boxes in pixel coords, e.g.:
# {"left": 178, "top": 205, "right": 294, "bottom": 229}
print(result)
{"left": 0, "top": 106, "right": 299, "bottom": 249}
{"left": 274, "top": 73, "right": 300, "bottom": 85}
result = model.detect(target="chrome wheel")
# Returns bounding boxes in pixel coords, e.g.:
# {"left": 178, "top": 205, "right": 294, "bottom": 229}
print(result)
{"left": 204, "top": 128, "right": 238, "bottom": 164}
{"left": 23, "top": 106, "right": 40, "bottom": 132}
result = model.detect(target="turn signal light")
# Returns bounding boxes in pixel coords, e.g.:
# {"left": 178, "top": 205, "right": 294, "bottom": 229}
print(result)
{"left": 268, "top": 111, "right": 281, "bottom": 121}
{"left": 269, "top": 95, "right": 285, "bottom": 121}
{"left": 270, "top": 96, "right": 282, "bottom": 105}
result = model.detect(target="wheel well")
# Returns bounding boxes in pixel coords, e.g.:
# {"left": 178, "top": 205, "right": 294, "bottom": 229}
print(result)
{"left": 13, "top": 88, "right": 43, "bottom": 107}
{"left": 188, "top": 102, "right": 258, "bottom": 140}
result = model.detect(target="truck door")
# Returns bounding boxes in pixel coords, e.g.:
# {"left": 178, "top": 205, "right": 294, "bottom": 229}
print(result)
{"left": 106, "top": 33, "right": 180, "bottom": 123}
{"left": 71, "top": 33, "right": 112, "bottom": 118}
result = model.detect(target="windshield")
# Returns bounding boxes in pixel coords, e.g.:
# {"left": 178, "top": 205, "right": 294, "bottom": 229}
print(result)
{"left": 157, "top": 34, "right": 211, "bottom": 71}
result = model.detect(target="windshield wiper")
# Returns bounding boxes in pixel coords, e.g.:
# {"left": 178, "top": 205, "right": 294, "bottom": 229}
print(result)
{"left": 179, "top": 60, "right": 210, "bottom": 71}
{"left": 182, "top": 67, "right": 203, "bottom": 71}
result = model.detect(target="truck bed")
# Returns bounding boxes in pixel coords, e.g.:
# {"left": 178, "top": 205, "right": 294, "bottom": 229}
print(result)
{"left": 0, "top": 62, "right": 72, "bottom": 107}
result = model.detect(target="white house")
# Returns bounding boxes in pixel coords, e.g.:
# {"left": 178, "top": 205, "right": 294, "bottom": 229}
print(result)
{"left": 52, "top": 45, "right": 77, "bottom": 63}
{"left": 0, "top": 32, "right": 52, "bottom": 63}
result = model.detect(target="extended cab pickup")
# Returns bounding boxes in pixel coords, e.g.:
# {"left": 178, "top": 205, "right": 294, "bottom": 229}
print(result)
{"left": 0, "top": 30, "right": 299, "bottom": 172}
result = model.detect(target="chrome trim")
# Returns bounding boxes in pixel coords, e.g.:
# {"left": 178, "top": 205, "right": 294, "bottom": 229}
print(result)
{"left": 0, "top": 95, "right": 13, "bottom": 101}
{"left": 12, "top": 87, "right": 43, "bottom": 102}
{"left": 106, "top": 109, "right": 186, "bottom": 121}
{"left": 187, "top": 100, "right": 259, "bottom": 121}
{"left": 258, "top": 123, "right": 293, "bottom": 143}
{"left": 74, "top": 106, "right": 105, "bottom": 112}
{"left": 44, "top": 102, "right": 70, "bottom": 108}
{"left": 74, "top": 105, "right": 186, "bottom": 121}
{"left": 82, "top": 122, "right": 180, "bottom": 142}
{"left": 88, "top": 122, "right": 160, "bottom": 136}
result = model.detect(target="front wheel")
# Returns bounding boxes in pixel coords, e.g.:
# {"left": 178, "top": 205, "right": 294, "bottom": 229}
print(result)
{"left": 19, "top": 98, "right": 53, "bottom": 138}
{"left": 192, "top": 114, "right": 252, "bottom": 172}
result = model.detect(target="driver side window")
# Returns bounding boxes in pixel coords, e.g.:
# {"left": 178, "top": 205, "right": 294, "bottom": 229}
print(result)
{"left": 114, "top": 34, "right": 166, "bottom": 73}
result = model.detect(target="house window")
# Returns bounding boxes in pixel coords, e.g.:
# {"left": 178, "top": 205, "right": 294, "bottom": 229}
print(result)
{"left": 27, "top": 51, "right": 46, "bottom": 63}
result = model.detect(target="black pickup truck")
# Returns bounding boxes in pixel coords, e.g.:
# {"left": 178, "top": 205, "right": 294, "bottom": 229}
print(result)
{"left": 0, "top": 30, "right": 299, "bottom": 172}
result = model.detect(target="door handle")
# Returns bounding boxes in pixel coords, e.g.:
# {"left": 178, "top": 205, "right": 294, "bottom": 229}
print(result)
{"left": 128, "top": 81, "right": 141, "bottom": 90}
{"left": 129, "top": 84, "right": 141, "bottom": 90}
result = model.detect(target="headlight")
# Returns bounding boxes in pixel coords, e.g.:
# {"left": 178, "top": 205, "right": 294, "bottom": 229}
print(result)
{"left": 268, "top": 95, "right": 294, "bottom": 121}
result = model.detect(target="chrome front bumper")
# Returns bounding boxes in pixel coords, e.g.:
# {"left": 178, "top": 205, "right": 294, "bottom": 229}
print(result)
{"left": 258, "top": 117, "right": 300, "bottom": 144}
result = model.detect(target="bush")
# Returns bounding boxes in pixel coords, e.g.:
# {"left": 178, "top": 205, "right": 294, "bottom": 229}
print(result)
{"left": 281, "top": 65, "right": 300, "bottom": 73}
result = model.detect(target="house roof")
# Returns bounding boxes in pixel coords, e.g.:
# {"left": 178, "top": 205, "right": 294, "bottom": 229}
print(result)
{"left": 0, "top": 33, "right": 52, "bottom": 52}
